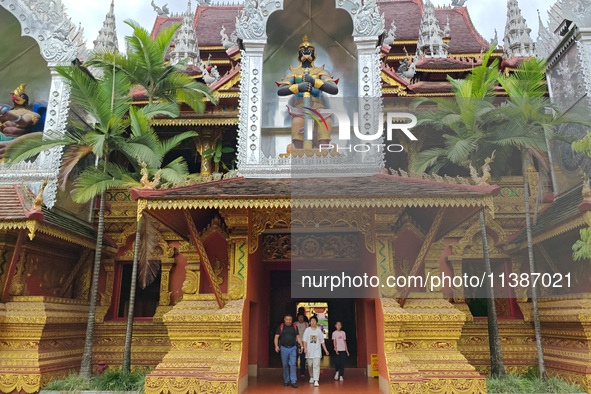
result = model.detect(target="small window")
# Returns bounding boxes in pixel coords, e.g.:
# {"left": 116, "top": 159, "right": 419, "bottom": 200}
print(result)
{"left": 117, "top": 264, "right": 161, "bottom": 318}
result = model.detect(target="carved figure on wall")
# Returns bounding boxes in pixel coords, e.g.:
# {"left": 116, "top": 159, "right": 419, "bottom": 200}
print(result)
{"left": 0, "top": 84, "right": 45, "bottom": 141}
{"left": 151, "top": 0, "right": 170, "bottom": 17}
{"left": 277, "top": 35, "right": 339, "bottom": 150}
{"left": 469, "top": 151, "right": 496, "bottom": 187}
{"left": 383, "top": 20, "right": 397, "bottom": 46}
{"left": 198, "top": 55, "right": 220, "bottom": 85}
{"left": 220, "top": 25, "right": 238, "bottom": 50}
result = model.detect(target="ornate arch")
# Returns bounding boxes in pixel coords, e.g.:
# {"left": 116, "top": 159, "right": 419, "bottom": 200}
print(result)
{"left": 335, "top": 0, "right": 385, "bottom": 37}
{"left": 451, "top": 212, "right": 508, "bottom": 258}
{"left": 0, "top": 0, "right": 86, "bottom": 208}
{"left": 235, "top": 0, "right": 385, "bottom": 177}
{"left": 1, "top": 0, "right": 85, "bottom": 63}
{"left": 235, "top": 0, "right": 384, "bottom": 41}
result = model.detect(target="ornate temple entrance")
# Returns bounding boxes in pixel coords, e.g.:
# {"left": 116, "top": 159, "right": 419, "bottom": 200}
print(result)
{"left": 266, "top": 270, "right": 358, "bottom": 369}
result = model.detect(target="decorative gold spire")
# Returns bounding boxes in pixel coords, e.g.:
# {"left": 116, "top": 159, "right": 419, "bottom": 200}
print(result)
{"left": 298, "top": 35, "right": 314, "bottom": 51}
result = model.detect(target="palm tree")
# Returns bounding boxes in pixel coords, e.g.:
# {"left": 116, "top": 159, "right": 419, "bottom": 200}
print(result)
{"left": 89, "top": 20, "right": 217, "bottom": 373}
{"left": 413, "top": 47, "right": 506, "bottom": 377}
{"left": 120, "top": 109, "right": 197, "bottom": 373}
{"left": 5, "top": 63, "right": 179, "bottom": 378}
{"left": 494, "top": 58, "right": 588, "bottom": 380}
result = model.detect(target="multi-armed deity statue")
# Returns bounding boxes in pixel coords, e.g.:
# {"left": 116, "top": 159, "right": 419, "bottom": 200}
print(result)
{"left": 276, "top": 36, "right": 339, "bottom": 153}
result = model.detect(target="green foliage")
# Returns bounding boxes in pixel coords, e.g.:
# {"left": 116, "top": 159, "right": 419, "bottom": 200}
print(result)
{"left": 486, "top": 371, "right": 584, "bottom": 393}
{"left": 88, "top": 20, "right": 217, "bottom": 110}
{"left": 573, "top": 228, "right": 591, "bottom": 261}
{"left": 412, "top": 47, "right": 501, "bottom": 173}
{"left": 43, "top": 373, "right": 97, "bottom": 391}
{"left": 203, "top": 140, "right": 235, "bottom": 171}
{"left": 42, "top": 368, "right": 149, "bottom": 393}
{"left": 572, "top": 131, "right": 591, "bottom": 156}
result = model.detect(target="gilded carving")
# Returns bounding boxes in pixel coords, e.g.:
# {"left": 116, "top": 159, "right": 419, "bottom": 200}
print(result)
{"left": 183, "top": 210, "right": 225, "bottom": 308}
{"left": 9, "top": 249, "right": 28, "bottom": 296}
{"left": 451, "top": 212, "right": 507, "bottom": 258}
{"left": 261, "top": 233, "right": 361, "bottom": 261}
{"left": 181, "top": 269, "right": 200, "bottom": 295}
{"left": 96, "top": 259, "right": 115, "bottom": 323}
{"left": 250, "top": 208, "right": 376, "bottom": 254}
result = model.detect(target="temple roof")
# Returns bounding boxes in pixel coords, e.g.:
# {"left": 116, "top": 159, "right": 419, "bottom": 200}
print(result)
{"left": 0, "top": 185, "right": 42, "bottom": 221}
{"left": 416, "top": 57, "right": 481, "bottom": 70}
{"left": 132, "top": 174, "right": 499, "bottom": 201}
{"left": 509, "top": 185, "right": 584, "bottom": 247}
{"left": 151, "top": 1, "right": 488, "bottom": 54}
{"left": 0, "top": 185, "right": 98, "bottom": 248}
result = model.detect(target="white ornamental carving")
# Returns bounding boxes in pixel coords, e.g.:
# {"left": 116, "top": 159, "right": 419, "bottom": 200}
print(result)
{"left": 562, "top": 0, "right": 591, "bottom": 28}
{"left": 235, "top": 0, "right": 283, "bottom": 41}
{"left": 336, "top": 0, "right": 384, "bottom": 37}
{"left": 0, "top": 0, "right": 85, "bottom": 207}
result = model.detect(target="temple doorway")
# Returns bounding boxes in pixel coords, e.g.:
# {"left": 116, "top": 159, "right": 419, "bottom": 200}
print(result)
{"left": 246, "top": 266, "right": 380, "bottom": 392}
{"left": 267, "top": 270, "right": 358, "bottom": 369}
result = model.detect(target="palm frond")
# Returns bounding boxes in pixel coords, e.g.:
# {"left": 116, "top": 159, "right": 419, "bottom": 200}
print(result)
{"left": 58, "top": 145, "right": 94, "bottom": 189}
{"left": 5, "top": 133, "right": 72, "bottom": 164}
{"left": 141, "top": 102, "right": 180, "bottom": 119}
{"left": 138, "top": 213, "right": 161, "bottom": 289}
{"left": 160, "top": 131, "right": 198, "bottom": 156}
{"left": 160, "top": 157, "right": 190, "bottom": 183}
{"left": 71, "top": 166, "right": 128, "bottom": 203}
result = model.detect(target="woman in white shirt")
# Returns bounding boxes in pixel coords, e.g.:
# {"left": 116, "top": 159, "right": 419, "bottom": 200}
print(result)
{"left": 302, "top": 316, "right": 329, "bottom": 387}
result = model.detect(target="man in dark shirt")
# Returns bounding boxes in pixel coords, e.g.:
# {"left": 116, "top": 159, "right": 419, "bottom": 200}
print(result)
{"left": 274, "top": 314, "right": 303, "bottom": 387}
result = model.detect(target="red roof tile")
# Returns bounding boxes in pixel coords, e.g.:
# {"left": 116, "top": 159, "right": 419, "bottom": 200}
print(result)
{"left": 0, "top": 185, "right": 31, "bottom": 220}
{"left": 416, "top": 57, "right": 481, "bottom": 70}
{"left": 151, "top": 2, "right": 489, "bottom": 54}
{"left": 194, "top": 6, "right": 240, "bottom": 47}
{"left": 131, "top": 174, "right": 499, "bottom": 200}
{"left": 408, "top": 81, "right": 453, "bottom": 92}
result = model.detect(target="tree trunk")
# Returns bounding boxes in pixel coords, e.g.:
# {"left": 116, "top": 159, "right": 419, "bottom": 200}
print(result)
{"left": 122, "top": 218, "right": 142, "bottom": 372}
{"left": 79, "top": 191, "right": 106, "bottom": 378}
{"left": 522, "top": 152, "right": 547, "bottom": 380}
{"left": 479, "top": 210, "right": 506, "bottom": 377}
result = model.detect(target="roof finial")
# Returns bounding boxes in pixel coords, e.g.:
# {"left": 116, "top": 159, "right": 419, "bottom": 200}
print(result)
{"left": 503, "top": 0, "right": 535, "bottom": 59}
{"left": 535, "top": 8, "right": 560, "bottom": 59}
{"left": 170, "top": 0, "right": 199, "bottom": 65}
{"left": 33, "top": 179, "right": 48, "bottom": 211}
{"left": 151, "top": 1, "right": 170, "bottom": 17}
{"left": 417, "top": 0, "right": 448, "bottom": 58}
{"left": 93, "top": 0, "right": 118, "bottom": 51}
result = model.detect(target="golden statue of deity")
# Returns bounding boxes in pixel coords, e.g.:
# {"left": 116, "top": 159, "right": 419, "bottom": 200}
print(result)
{"left": 276, "top": 36, "right": 339, "bottom": 152}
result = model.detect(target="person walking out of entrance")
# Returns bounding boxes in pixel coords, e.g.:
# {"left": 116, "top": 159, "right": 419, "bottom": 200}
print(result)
{"left": 302, "top": 316, "right": 329, "bottom": 387}
{"left": 332, "top": 321, "right": 349, "bottom": 381}
{"left": 295, "top": 314, "right": 308, "bottom": 377}
{"left": 297, "top": 307, "right": 309, "bottom": 323}
{"left": 275, "top": 314, "right": 303, "bottom": 388}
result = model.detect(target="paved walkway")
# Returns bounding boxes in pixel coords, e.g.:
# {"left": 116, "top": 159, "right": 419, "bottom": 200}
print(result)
{"left": 245, "top": 368, "right": 380, "bottom": 393}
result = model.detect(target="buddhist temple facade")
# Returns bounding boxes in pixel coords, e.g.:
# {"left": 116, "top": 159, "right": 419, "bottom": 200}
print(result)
{"left": 1, "top": 0, "right": 591, "bottom": 393}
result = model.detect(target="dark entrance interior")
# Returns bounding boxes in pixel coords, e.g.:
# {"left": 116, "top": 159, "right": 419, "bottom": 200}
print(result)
{"left": 267, "top": 270, "right": 358, "bottom": 368}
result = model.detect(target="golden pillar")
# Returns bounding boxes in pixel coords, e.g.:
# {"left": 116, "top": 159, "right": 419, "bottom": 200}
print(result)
{"left": 154, "top": 257, "right": 175, "bottom": 322}
{"left": 96, "top": 258, "right": 115, "bottom": 323}
{"left": 375, "top": 210, "right": 401, "bottom": 298}
{"left": 194, "top": 130, "right": 222, "bottom": 175}
{"left": 222, "top": 209, "right": 248, "bottom": 300}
